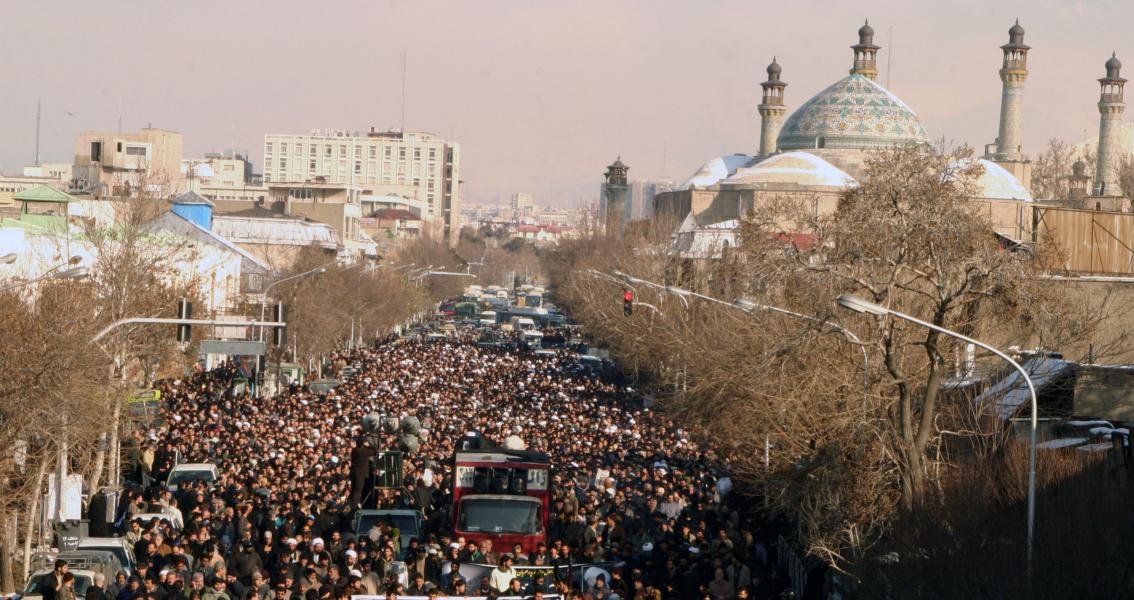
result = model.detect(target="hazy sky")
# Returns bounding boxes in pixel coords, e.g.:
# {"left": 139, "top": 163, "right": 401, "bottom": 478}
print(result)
{"left": 3, "top": 0, "right": 1132, "bottom": 207}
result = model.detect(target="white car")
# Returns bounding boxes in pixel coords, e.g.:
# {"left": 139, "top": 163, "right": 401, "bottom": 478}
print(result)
{"left": 166, "top": 462, "right": 219, "bottom": 492}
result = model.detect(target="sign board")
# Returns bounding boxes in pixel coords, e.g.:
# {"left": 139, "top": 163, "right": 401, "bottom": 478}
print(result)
{"left": 200, "top": 340, "right": 267, "bottom": 356}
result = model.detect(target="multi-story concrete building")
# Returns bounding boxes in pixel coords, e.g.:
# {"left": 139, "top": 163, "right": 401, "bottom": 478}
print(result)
{"left": 262, "top": 128, "right": 461, "bottom": 244}
{"left": 511, "top": 193, "right": 534, "bottom": 220}
{"left": 184, "top": 152, "right": 255, "bottom": 190}
{"left": 72, "top": 127, "right": 184, "bottom": 197}
{"left": 627, "top": 178, "right": 674, "bottom": 222}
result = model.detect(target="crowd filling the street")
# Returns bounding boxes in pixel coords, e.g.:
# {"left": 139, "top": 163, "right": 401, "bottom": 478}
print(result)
{"left": 64, "top": 316, "right": 795, "bottom": 600}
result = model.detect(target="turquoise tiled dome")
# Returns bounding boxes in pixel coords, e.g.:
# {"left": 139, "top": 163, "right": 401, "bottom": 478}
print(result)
{"left": 777, "top": 74, "right": 929, "bottom": 151}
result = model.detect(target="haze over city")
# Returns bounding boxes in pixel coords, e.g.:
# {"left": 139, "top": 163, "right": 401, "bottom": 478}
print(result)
{"left": 2, "top": 0, "right": 1132, "bottom": 208}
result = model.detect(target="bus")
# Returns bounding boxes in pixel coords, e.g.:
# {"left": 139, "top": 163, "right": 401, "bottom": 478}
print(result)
{"left": 452, "top": 448, "right": 550, "bottom": 554}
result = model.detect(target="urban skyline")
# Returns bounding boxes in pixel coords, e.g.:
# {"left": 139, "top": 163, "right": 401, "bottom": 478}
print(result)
{"left": 4, "top": 1, "right": 1134, "bottom": 208}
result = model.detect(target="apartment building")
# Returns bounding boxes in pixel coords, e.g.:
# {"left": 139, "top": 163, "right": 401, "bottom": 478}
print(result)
{"left": 262, "top": 128, "right": 460, "bottom": 244}
{"left": 72, "top": 128, "right": 184, "bottom": 197}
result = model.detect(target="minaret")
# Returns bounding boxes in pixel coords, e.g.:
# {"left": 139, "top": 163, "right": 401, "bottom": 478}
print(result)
{"left": 602, "top": 157, "right": 629, "bottom": 235}
{"left": 758, "top": 58, "right": 787, "bottom": 157}
{"left": 1094, "top": 53, "right": 1126, "bottom": 198}
{"left": 850, "top": 20, "right": 879, "bottom": 80}
{"left": 994, "top": 20, "right": 1029, "bottom": 161}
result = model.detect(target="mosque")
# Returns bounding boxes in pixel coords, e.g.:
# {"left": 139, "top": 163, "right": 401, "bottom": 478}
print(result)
{"left": 655, "top": 21, "right": 1130, "bottom": 260}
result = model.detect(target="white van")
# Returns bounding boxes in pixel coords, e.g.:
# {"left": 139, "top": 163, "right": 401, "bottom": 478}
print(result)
{"left": 510, "top": 317, "right": 536, "bottom": 332}
{"left": 522, "top": 330, "right": 544, "bottom": 348}
{"left": 479, "top": 311, "right": 497, "bottom": 326}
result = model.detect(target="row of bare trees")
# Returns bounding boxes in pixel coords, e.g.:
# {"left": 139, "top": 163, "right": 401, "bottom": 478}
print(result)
{"left": 546, "top": 145, "right": 1129, "bottom": 592}
{"left": 262, "top": 236, "right": 470, "bottom": 371}
{"left": 0, "top": 196, "right": 200, "bottom": 592}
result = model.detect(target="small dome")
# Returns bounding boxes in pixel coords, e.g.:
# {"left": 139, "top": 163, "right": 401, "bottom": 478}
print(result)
{"left": 725, "top": 152, "right": 857, "bottom": 189}
{"left": 949, "top": 159, "right": 1032, "bottom": 202}
{"left": 1072, "top": 160, "right": 1087, "bottom": 177}
{"left": 777, "top": 74, "right": 929, "bottom": 151}
{"left": 1008, "top": 20, "right": 1024, "bottom": 38}
{"left": 767, "top": 58, "right": 782, "bottom": 77}
{"left": 677, "top": 154, "right": 754, "bottom": 190}
{"left": 1106, "top": 52, "right": 1122, "bottom": 75}
{"left": 858, "top": 20, "right": 874, "bottom": 38}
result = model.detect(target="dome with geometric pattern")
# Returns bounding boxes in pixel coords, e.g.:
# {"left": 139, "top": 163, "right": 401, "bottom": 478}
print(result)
{"left": 777, "top": 74, "right": 929, "bottom": 151}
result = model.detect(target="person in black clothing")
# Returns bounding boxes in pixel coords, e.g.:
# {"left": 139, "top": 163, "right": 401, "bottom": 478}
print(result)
{"left": 40, "top": 559, "right": 68, "bottom": 600}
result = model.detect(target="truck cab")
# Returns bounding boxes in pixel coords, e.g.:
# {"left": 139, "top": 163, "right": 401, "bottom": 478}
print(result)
{"left": 452, "top": 448, "right": 550, "bottom": 555}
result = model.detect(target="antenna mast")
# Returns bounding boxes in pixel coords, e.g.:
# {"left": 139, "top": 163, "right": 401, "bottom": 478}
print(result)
{"left": 401, "top": 51, "right": 407, "bottom": 132}
{"left": 35, "top": 99, "right": 41, "bottom": 166}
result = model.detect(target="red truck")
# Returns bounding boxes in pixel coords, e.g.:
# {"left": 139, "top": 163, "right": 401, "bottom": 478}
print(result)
{"left": 452, "top": 448, "right": 550, "bottom": 555}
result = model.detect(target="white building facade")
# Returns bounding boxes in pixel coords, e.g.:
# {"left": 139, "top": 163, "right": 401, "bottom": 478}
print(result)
{"left": 262, "top": 129, "right": 461, "bottom": 244}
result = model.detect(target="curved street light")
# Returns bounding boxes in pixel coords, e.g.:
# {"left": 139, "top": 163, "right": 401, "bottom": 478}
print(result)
{"left": 608, "top": 270, "right": 869, "bottom": 400}
{"left": 836, "top": 293, "right": 1037, "bottom": 577}
{"left": 259, "top": 265, "right": 329, "bottom": 340}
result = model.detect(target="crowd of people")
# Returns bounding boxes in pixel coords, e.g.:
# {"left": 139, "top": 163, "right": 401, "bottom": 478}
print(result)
{"left": 103, "top": 320, "right": 793, "bottom": 599}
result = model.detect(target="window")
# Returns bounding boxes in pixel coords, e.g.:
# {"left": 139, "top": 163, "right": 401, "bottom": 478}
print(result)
{"left": 325, "top": 145, "right": 332, "bottom": 157}
{"left": 355, "top": 161, "right": 361, "bottom": 174}
{"left": 413, "top": 178, "right": 420, "bottom": 186}
{"left": 369, "top": 146, "right": 376, "bottom": 158}
{"left": 295, "top": 144, "right": 303, "bottom": 155}
{"left": 309, "top": 160, "right": 317, "bottom": 171}
{"left": 224, "top": 164, "right": 235, "bottom": 172}
{"left": 125, "top": 146, "right": 147, "bottom": 156}
{"left": 368, "top": 161, "right": 376, "bottom": 173}
{"left": 399, "top": 148, "right": 406, "bottom": 159}
{"left": 384, "top": 147, "right": 392, "bottom": 158}
{"left": 398, "top": 164, "right": 406, "bottom": 176}
{"left": 117, "top": 142, "right": 123, "bottom": 152}
{"left": 354, "top": 146, "right": 362, "bottom": 158}
{"left": 414, "top": 148, "right": 421, "bottom": 160}
{"left": 309, "top": 145, "right": 317, "bottom": 157}
{"left": 281, "top": 143, "right": 288, "bottom": 153}
{"left": 279, "top": 159, "right": 287, "bottom": 171}
{"left": 339, "top": 146, "right": 347, "bottom": 158}
{"left": 429, "top": 148, "right": 436, "bottom": 161}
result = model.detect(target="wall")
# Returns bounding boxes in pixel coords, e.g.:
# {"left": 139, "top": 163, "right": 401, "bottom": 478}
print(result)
{"left": 1037, "top": 206, "right": 1134, "bottom": 275}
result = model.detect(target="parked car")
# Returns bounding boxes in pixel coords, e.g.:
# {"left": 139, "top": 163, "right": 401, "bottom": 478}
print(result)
{"left": 307, "top": 379, "right": 342, "bottom": 395}
{"left": 166, "top": 462, "right": 219, "bottom": 492}
{"left": 29, "top": 550, "right": 123, "bottom": 584}
{"left": 352, "top": 509, "right": 424, "bottom": 558}
{"left": 75, "top": 537, "right": 137, "bottom": 574}
{"left": 21, "top": 569, "right": 96, "bottom": 600}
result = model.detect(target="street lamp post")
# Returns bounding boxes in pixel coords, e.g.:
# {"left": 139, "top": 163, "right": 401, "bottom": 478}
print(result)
{"left": 608, "top": 270, "right": 869, "bottom": 400}
{"left": 835, "top": 293, "right": 1038, "bottom": 576}
{"left": 259, "top": 266, "right": 328, "bottom": 341}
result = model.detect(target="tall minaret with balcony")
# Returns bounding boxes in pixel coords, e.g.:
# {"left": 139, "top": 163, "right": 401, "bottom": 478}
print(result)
{"left": 1094, "top": 53, "right": 1126, "bottom": 199}
{"left": 994, "top": 20, "right": 1029, "bottom": 161}
{"left": 988, "top": 20, "right": 1033, "bottom": 189}
{"left": 758, "top": 58, "right": 787, "bottom": 157}
{"left": 850, "top": 20, "right": 879, "bottom": 80}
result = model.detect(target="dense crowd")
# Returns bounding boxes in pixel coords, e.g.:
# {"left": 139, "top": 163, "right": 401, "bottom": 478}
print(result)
{"left": 99, "top": 323, "right": 792, "bottom": 599}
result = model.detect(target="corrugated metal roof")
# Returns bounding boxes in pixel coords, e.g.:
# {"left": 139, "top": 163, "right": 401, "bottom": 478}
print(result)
{"left": 13, "top": 184, "right": 75, "bottom": 203}
{"left": 212, "top": 215, "right": 339, "bottom": 248}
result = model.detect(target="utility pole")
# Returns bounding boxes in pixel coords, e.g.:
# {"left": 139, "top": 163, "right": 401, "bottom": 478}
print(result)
{"left": 35, "top": 99, "right": 41, "bottom": 166}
